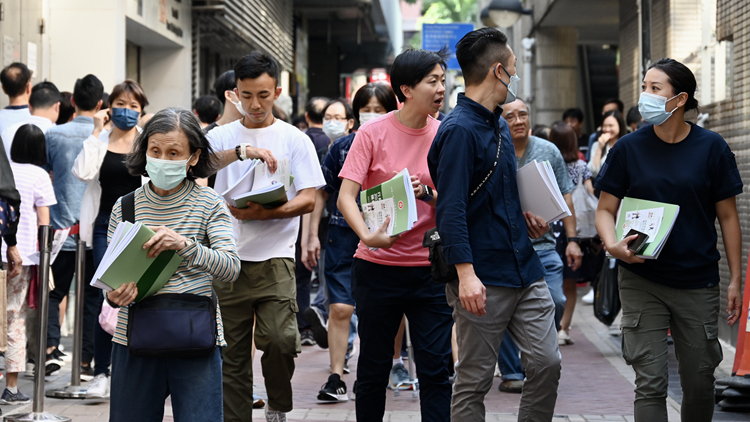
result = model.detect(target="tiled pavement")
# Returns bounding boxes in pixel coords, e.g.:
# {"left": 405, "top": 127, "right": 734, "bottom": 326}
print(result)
{"left": 0, "top": 286, "right": 739, "bottom": 421}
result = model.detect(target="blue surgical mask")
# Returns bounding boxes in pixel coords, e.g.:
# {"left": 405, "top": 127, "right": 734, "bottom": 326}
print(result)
{"left": 638, "top": 92, "right": 682, "bottom": 126}
{"left": 110, "top": 107, "right": 140, "bottom": 131}
{"left": 496, "top": 64, "right": 521, "bottom": 105}
{"left": 146, "top": 154, "right": 193, "bottom": 191}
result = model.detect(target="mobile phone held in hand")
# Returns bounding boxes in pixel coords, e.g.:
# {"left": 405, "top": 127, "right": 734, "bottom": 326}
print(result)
{"left": 625, "top": 229, "right": 649, "bottom": 254}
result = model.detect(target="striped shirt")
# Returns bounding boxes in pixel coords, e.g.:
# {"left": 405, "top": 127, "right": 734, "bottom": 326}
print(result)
{"left": 1, "top": 163, "right": 56, "bottom": 263}
{"left": 108, "top": 180, "right": 240, "bottom": 346}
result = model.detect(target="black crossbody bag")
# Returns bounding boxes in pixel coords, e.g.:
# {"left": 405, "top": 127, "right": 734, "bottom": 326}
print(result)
{"left": 121, "top": 192, "right": 218, "bottom": 359}
{"left": 423, "top": 137, "right": 502, "bottom": 284}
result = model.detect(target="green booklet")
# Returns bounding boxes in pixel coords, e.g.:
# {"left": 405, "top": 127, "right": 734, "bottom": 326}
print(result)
{"left": 613, "top": 197, "right": 680, "bottom": 259}
{"left": 359, "top": 169, "right": 418, "bottom": 236}
{"left": 90, "top": 222, "right": 183, "bottom": 302}
{"left": 228, "top": 159, "right": 293, "bottom": 210}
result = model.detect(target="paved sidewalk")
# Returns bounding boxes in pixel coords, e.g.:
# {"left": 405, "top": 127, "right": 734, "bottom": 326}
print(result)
{"left": 0, "top": 286, "right": 738, "bottom": 421}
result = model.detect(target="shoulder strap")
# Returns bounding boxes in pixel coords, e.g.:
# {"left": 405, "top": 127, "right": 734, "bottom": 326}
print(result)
{"left": 470, "top": 135, "right": 502, "bottom": 198}
{"left": 122, "top": 191, "right": 135, "bottom": 223}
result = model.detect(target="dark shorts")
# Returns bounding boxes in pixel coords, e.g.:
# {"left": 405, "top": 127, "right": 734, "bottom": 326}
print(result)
{"left": 324, "top": 224, "right": 360, "bottom": 306}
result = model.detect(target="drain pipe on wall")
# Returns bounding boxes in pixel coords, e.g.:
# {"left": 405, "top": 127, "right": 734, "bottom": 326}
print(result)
{"left": 522, "top": 37, "right": 535, "bottom": 104}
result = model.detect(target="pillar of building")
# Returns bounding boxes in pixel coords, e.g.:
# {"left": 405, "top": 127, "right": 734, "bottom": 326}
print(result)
{"left": 532, "top": 26, "right": 578, "bottom": 127}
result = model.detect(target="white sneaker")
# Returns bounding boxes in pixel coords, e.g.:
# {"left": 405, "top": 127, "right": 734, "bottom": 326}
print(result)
{"left": 558, "top": 329, "right": 574, "bottom": 345}
{"left": 86, "top": 373, "right": 110, "bottom": 398}
{"left": 265, "top": 405, "right": 287, "bottom": 422}
{"left": 582, "top": 289, "right": 594, "bottom": 304}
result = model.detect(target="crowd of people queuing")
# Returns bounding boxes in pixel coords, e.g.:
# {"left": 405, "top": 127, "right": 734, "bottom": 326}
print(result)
{"left": 0, "top": 25, "right": 743, "bottom": 422}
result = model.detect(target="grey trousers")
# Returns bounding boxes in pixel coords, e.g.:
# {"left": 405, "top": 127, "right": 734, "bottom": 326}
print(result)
{"left": 618, "top": 267, "right": 723, "bottom": 422}
{"left": 447, "top": 279, "right": 561, "bottom": 422}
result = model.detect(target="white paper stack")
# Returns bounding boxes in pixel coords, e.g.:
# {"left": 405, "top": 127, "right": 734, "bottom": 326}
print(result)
{"left": 516, "top": 160, "right": 572, "bottom": 223}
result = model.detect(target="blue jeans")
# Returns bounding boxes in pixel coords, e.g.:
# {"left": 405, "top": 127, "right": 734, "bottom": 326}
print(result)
{"left": 93, "top": 212, "right": 114, "bottom": 376}
{"left": 497, "top": 331, "right": 524, "bottom": 381}
{"left": 109, "top": 343, "right": 223, "bottom": 422}
{"left": 537, "top": 249, "right": 566, "bottom": 330}
{"left": 498, "top": 249, "right": 565, "bottom": 380}
{"left": 353, "top": 259, "right": 452, "bottom": 422}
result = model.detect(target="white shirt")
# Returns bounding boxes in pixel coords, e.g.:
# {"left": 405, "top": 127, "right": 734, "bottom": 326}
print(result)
{"left": 208, "top": 119, "right": 325, "bottom": 261}
{"left": 2, "top": 115, "right": 56, "bottom": 160}
{"left": 1, "top": 163, "right": 57, "bottom": 264}
{"left": 0, "top": 107, "right": 31, "bottom": 151}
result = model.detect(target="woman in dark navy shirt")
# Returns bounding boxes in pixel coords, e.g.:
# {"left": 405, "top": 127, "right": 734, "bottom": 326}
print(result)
{"left": 595, "top": 59, "right": 743, "bottom": 422}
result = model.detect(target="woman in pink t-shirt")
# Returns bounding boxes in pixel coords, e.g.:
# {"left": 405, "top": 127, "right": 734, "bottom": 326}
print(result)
{"left": 338, "top": 49, "right": 453, "bottom": 422}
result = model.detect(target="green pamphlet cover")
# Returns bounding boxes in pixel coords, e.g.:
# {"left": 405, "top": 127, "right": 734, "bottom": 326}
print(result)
{"left": 614, "top": 197, "right": 680, "bottom": 259}
{"left": 98, "top": 224, "right": 183, "bottom": 302}
{"left": 359, "top": 169, "right": 417, "bottom": 236}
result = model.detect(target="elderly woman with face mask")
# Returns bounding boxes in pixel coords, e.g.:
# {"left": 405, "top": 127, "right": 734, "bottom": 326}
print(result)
{"left": 595, "top": 58, "right": 743, "bottom": 422}
{"left": 104, "top": 108, "right": 240, "bottom": 422}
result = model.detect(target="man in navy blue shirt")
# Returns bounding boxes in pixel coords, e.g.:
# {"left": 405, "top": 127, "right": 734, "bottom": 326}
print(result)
{"left": 428, "top": 27, "right": 561, "bottom": 421}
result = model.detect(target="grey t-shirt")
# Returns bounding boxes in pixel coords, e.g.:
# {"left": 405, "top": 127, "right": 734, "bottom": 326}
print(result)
{"left": 515, "top": 136, "right": 574, "bottom": 250}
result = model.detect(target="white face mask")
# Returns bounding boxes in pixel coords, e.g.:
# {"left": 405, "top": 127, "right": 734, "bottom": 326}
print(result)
{"left": 323, "top": 119, "right": 348, "bottom": 141}
{"left": 359, "top": 112, "right": 381, "bottom": 125}
{"left": 230, "top": 99, "right": 246, "bottom": 117}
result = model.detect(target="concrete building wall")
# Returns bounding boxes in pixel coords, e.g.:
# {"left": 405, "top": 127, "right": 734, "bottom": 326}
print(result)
{"left": 46, "top": 0, "right": 191, "bottom": 110}
{"left": 0, "top": 0, "right": 47, "bottom": 107}
{"left": 619, "top": 0, "right": 640, "bottom": 108}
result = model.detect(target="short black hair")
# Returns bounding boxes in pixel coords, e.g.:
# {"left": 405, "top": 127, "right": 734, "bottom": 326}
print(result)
{"left": 109, "top": 79, "right": 149, "bottom": 113}
{"left": 626, "top": 106, "right": 642, "bottom": 126}
{"left": 57, "top": 92, "right": 75, "bottom": 125}
{"left": 305, "top": 97, "right": 330, "bottom": 125}
{"left": 532, "top": 124, "right": 550, "bottom": 140}
{"left": 0, "top": 63, "right": 31, "bottom": 98}
{"left": 456, "top": 27, "right": 512, "bottom": 86}
{"left": 73, "top": 74, "right": 104, "bottom": 111}
{"left": 323, "top": 98, "right": 354, "bottom": 121}
{"left": 193, "top": 95, "right": 221, "bottom": 124}
{"left": 9, "top": 124, "right": 46, "bottom": 167}
{"left": 648, "top": 58, "right": 699, "bottom": 112}
{"left": 352, "top": 83, "right": 398, "bottom": 125}
{"left": 603, "top": 98, "right": 624, "bottom": 113}
{"left": 213, "top": 70, "right": 236, "bottom": 102}
{"left": 602, "top": 110, "right": 628, "bottom": 139}
{"left": 562, "top": 108, "right": 584, "bottom": 123}
{"left": 126, "top": 108, "right": 218, "bottom": 180}
{"left": 390, "top": 48, "right": 449, "bottom": 103}
{"left": 29, "top": 81, "right": 61, "bottom": 109}
{"left": 234, "top": 51, "right": 280, "bottom": 87}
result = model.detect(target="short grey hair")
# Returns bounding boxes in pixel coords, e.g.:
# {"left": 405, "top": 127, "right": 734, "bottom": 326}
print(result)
{"left": 126, "top": 107, "right": 218, "bottom": 179}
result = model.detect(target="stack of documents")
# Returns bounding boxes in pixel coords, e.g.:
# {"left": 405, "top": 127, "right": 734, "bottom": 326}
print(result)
{"left": 360, "top": 169, "right": 418, "bottom": 236}
{"left": 90, "top": 222, "right": 183, "bottom": 302}
{"left": 613, "top": 197, "right": 680, "bottom": 259}
{"left": 222, "top": 158, "right": 292, "bottom": 209}
{"left": 516, "top": 160, "right": 572, "bottom": 223}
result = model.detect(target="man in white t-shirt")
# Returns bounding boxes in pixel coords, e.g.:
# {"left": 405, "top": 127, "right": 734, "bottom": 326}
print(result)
{"left": 3, "top": 81, "right": 60, "bottom": 159}
{"left": 0, "top": 63, "right": 32, "bottom": 136}
{"left": 207, "top": 52, "right": 325, "bottom": 422}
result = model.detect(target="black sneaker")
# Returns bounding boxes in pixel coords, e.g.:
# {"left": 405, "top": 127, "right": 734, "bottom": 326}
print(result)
{"left": 304, "top": 307, "right": 328, "bottom": 349}
{"left": 317, "top": 374, "right": 348, "bottom": 403}
{"left": 45, "top": 354, "right": 63, "bottom": 376}
{"left": 0, "top": 388, "right": 30, "bottom": 404}
{"left": 300, "top": 329, "right": 316, "bottom": 346}
{"left": 80, "top": 364, "right": 95, "bottom": 381}
{"left": 51, "top": 347, "right": 67, "bottom": 361}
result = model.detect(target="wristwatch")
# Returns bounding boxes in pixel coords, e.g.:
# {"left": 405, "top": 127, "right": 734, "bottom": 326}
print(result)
{"left": 235, "top": 145, "right": 244, "bottom": 161}
{"left": 568, "top": 236, "right": 581, "bottom": 245}
{"left": 419, "top": 184, "right": 434, "bottom": 202}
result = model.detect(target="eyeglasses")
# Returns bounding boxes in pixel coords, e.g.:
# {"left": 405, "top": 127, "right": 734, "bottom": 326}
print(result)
{"left": 324, "top": 116, "right": 348, "bottom": 122}
{"left": 505, "top": 112, "right": 529, "bottom": 124}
